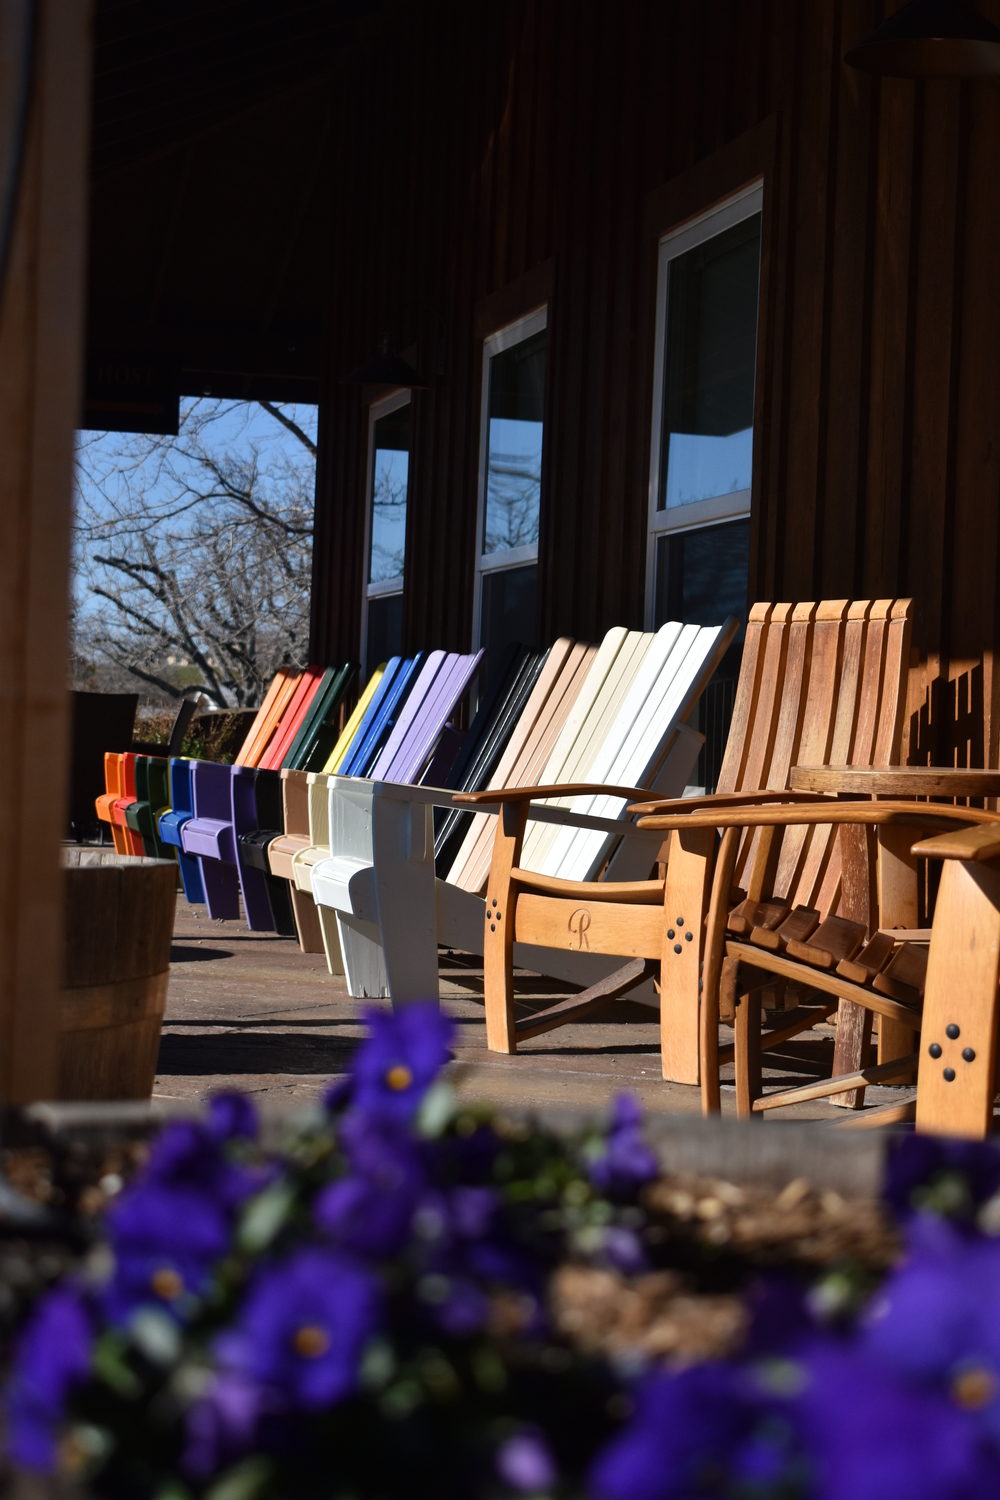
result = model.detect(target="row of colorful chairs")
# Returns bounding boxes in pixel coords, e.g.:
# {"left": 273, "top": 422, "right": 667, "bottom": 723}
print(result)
{"left": 95, "top": 621, "right": 736, "bottom": 1009}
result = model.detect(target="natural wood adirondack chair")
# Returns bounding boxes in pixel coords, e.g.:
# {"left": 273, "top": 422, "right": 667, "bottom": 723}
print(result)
{"left": 310, "top": 618, "right": 736, "bottom": 1000}
{"left": 470, "top": 599, "right": 914, "bottom": 1083}
{"left": 632, "top": 798, "right": 1000, "bottom": 1134}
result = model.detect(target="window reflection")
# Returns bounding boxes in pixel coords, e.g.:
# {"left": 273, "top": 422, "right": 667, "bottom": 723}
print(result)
{"left": 368, "top": 402, "right": 410, "bottom": 587}
{"left": 483, "top": 328, "right": 546, "bottom": 555}
{"left": 660, "top": 214, "right": 760, "bottom": 512}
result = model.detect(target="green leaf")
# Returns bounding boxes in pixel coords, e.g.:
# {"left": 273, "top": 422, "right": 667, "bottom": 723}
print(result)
{"left": 359, "top": 1335, "right": 397, "bottom": 1390}
{"left": 128, "top": 1307, "right": 182, "bottom": 1365}
{"left": 203, "top": 1456, "right": 275, "bottom": 1500}
{"left": 416, "top": 1079, "right": 457, "bottom": 1138}
{"left": 237, "top": 1177, "right": 298, "bottom": 1254}
{"left": 153, "top": 1480, "right": 194, "bottom": 1500}
{"left": 92, "top": 1334, "right": 143, "bottom": 1398}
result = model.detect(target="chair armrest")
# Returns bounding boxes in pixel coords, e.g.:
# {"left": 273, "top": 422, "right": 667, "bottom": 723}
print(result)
{"left": 910, "top": 823, "right": 1000, "bottom": 863}
{"left": 454, "top": 782, "right": 655, "bottom": 807}
{"left": 627, "top": 789, "right": 836, "bottom": 817}
{"left": 354, "top": 776, "right": 658, "bottom": 838}
{"left": 635, "top": 800, "right": 1000, "bottom": 835}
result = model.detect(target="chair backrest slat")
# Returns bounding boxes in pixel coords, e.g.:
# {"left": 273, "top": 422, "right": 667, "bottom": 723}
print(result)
{"left": 718, "top": 598, "right": 915, "bottom": 914}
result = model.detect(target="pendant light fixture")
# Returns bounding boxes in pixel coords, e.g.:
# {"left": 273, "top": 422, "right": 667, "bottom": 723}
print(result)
{"left": 845, "top": 0, "right": 1000, "bottom": 77}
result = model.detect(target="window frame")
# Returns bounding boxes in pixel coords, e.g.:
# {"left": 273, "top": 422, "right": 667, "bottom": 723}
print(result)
{"left": 644, "top": 181, "right": 763, "bottom": 625}
{"left": 360, "top": 388, "right": 411, "bottom": 668}
{"left": 472, "top": 304, "right": 548, "bottom": 651}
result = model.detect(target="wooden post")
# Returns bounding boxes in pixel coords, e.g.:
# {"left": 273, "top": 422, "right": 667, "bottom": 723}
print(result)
{"left": 0, "top": 0, "right": 91, "bottom": 1106}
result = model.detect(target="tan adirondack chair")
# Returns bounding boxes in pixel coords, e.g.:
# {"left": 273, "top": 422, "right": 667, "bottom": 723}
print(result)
{"left": 470, "top": 599, "right": 914, "bottom": 1083}
{"left": 633, "top": 798, "right": 1000, "bottom": 1135}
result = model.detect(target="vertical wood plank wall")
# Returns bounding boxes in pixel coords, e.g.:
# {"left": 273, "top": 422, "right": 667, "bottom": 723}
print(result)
{"left": 310, "top": 0, "right": 1000, "bottom": 767}
{"left": 0, "top": 1, "right": 91, "bottom": 1104}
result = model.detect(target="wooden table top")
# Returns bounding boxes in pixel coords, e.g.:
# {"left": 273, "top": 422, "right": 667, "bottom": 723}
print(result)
{"left": 790, "top": 764, "right": 1000, "bottom": 798}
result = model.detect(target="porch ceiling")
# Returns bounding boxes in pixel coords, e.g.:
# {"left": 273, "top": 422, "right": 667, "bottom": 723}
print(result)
{"left": 84, "top": 0, "right": 382, "bottom": 425}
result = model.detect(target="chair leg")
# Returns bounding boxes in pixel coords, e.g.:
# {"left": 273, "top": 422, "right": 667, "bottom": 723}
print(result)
{"left": 734, "top": 986, "right": 762, "bottom": 1120}
{"left": 315, "top": 904, "right": 344, "bottom": 975}
{"left": 290, "top": 885, "right": 327, "bottom": 955}
{"left": 175, "top": 848, "right": 206, "bottom": 904}
{"left": 336, "top": 911, "right": 390, "bottom": 998}
{"left": 916, "top": 857, "right": 1000, "bottom": 1139}
{"left": 482, "top": 800, "right": 527, "bottom": 1054}
{"left": 830, "top": 999, "right": 875, "bottom": 1109}
{"left": 483, "top": 894, "right": 517, "bottom": 1052}
{"left": 198, "top": 857, "right": 241, "bottom": 921}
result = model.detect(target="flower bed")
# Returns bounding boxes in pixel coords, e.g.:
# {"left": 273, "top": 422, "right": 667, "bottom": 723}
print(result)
{"left": 4, "top": 1005, "right": 1000, "bottom": 1499}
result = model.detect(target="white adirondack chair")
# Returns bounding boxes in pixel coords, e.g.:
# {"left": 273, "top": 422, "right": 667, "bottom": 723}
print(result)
{"left": 310, "top": 619, "right": 736, "bottom": 1000}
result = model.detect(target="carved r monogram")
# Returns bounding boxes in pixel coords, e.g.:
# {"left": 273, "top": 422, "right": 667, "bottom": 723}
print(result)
{"left": 568, "top": 908, "right": 592, "bottom": 950}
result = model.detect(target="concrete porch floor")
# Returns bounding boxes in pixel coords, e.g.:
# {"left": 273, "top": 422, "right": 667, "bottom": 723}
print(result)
{"left": 154, "top": 898, "right": 909, "bottom": 1130}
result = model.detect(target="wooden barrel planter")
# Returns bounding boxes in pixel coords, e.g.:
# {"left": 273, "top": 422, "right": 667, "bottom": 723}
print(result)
{"left": 60, "top": 849, "right": 178, "bottom": 1100}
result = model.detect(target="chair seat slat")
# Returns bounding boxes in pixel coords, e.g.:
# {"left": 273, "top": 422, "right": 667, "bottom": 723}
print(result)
{"left": 785, "top": 914, "right": 867, "bottom": 970}
{"left": 872, "top": 941, "right": 928, "bottom": 1005}
{"left": 727, "top": 897, "right": 788, "bottom": 936}
{"left": 751, "top": 905, "right": 820, "bottom": 951}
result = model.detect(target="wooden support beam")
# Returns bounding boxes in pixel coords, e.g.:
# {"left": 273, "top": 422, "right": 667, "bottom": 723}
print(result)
{"left": 0, "top": 1, "right": 91, "bottom": 1106}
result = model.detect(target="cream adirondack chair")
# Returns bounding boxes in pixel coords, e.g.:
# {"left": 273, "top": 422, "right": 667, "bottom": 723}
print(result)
{"left": 310, "top": 618, "right": 737, "bottom": 1000}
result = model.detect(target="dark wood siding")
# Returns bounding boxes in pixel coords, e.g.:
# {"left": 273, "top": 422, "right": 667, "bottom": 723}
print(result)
{"left": 310, "top": 0, "right": 1000, "bottom": 766}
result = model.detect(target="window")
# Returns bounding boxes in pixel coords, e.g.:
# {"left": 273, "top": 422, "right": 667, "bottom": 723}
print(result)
{"left": 362, "top": 392, "right": 411, "bottom": 672}
{"left": 646, "top": 182, "right": 762, "bottom": 632}
{"left": 474, "top": 307, "right": 547, "bottom": 675}
{"left": 647, "top": 183, "right": 763, "bottom": 789}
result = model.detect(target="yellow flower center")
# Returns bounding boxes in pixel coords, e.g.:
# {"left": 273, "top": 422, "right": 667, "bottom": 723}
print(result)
{"left": 952, "top": 1367, "right": 997, "bottom": 1410}
{"left": 56, "top": 1433, "right": 87, "bottom": 1476}
{"left": 293, "top": 1324, "right": 331, "bottom": 1359}
{"left": 385, "top": 1063, "right": 414, "bottom": 1092}
{"left": 149, "top": 1267, "right": 185, "bottom": 1301}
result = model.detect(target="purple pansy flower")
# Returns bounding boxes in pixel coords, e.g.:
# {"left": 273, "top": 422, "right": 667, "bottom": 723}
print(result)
{"left": 182, "top": 1370, "right": 278, "bottom": 1480}
{"left": 590, "top": 1359, "right": 791, "bottom": 1500}
{"left": 315, "top": 1114, "right": 428, "bottom": 1257}
{"left": 6, "top": 1284, "right": 94, "bottom": 1472}
{"left": 139, "top": 1116, "right": 260, "bottom": 1210}
{"left": 588, "top": 1094, "right": 658, "bottom": 1197}
{"left": 860, "top": 1214, "right": 1000, "bottom": 1440}
{"left": 497, "top": 1428, "right": 557, "bottom": 1492}
{"left": 104, "top": 1181, "right": 234, "bottom": 1323}
{"left": 790, "top": 1337, "right": 1000, "bottom": 1500}
{"left": 883, "top": 1135, "right": 1000, "bottom": 1223}
{"left": 330, "top": 1002, "right": 454, "bottom": 1123}
{"left": 215, "top": 1246, "right": 380, "bottom": 1408}
{"left": 206, "top": 1090, "right": 259, "bottom": 1144}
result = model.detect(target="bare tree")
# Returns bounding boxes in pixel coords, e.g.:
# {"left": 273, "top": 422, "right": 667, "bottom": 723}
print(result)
{"left": 73, "top": 399, "right": 317, "bottom": 707}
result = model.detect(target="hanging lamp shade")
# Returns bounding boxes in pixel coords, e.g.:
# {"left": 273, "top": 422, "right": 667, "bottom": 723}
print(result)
{"left": 340, "top": 336, "right": 426, "bottom": 388}
{"left": 845, "top": 0, "right": 1000, "bottom": 76}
